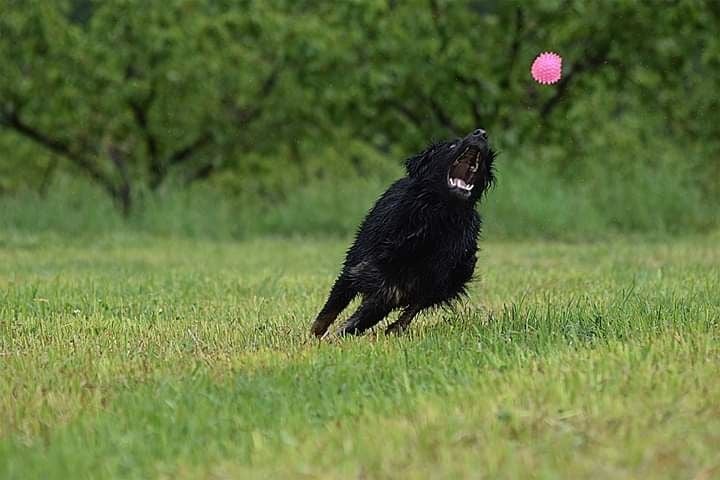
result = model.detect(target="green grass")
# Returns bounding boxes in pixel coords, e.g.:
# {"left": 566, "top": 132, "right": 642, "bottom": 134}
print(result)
{"left": 1, "top": 233, "right": 719, "bottom": 479}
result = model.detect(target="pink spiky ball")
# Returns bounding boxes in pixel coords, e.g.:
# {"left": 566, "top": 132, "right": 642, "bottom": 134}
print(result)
{"left": 531, "top": 52, "right": 562, "bottom": 85}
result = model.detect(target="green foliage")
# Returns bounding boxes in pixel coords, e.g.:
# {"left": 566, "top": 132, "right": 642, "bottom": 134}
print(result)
{"left": 0, "top": 0, "right": 718, "bottom": 229}
{"left": 0, "top": 0, "right": 345, "bottom": 212}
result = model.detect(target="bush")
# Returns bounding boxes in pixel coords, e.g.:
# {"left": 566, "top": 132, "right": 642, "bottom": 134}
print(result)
{"left": 2, "top": 142, "right": 716, "bottom": 241}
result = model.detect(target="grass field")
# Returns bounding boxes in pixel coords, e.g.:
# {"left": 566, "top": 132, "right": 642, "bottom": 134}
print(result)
{"left": 1, "top": 234, "right": 719, "bottom": 479}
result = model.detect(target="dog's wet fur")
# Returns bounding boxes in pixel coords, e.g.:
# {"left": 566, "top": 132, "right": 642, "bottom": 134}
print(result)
{"left": 311, "top": 129, "right": 496, "bottom": 337}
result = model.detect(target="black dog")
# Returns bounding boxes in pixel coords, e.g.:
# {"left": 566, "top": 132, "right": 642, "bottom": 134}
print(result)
{"left": 311, "top": 128, "right": 496, "bottom": 337}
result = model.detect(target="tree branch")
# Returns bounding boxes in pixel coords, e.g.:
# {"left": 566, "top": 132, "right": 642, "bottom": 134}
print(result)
{"left": 384, "top": 98, "right": 426, "bottom": 132}
{"left": 225, "top": 66, "right": 280, "bottom": 124}
{"left": 128, "top": 89, "right": 162, "bottom": 188}
{"left": 124, "top": 63, "right": 164, "bottom": 189}
{"left": 500, "top": 7, "right": 524, "bottom": 92}
{"left": 166, "top": 132, "right": 212, "bottom": 167}
{"left": 454, "top": 72, "right": 486, "bottom": 127}
{"left": 184, "top": 162, "right": 216, "bottom": 185}
{"left": 107, "top": 143, "right": 132, "bottom": 216}
{"left": 165, "top": 67, "right": 282, "bottom": 185}
{"left": 385, "top": 93, "right": 459, "bottom": 136}
{"left": 428, "top": 97, "right": 460, "bottom": 134}
{"left": 428, "top": 0, "right": 449, "bottom": 54}
{"left": 540, "top": 48, "right": 611, "bottom": 119}
{"left": 229, "top": 66, "right": 282, "bottom": 125}
{"left": 1, "top": 109, "right": 118, "bottom": 198}
{"left": 129, "top": 95, "right": 158, "bottom": 160}
{"left": 37, "top": 157, "right": 59, "bottom": 196}
{"left": 169, "top": 65, "right": 282, "bottom": 186}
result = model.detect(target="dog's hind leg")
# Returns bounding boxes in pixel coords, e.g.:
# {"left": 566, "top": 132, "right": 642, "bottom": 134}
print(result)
{"left": 311, "top": 274, "right": 357, "bottom": 337}
{"left": 339, "top": 297, "right": 392, "bottom": 336}
{"left": 385, "top": 306, "right": 420, "bottom": 335}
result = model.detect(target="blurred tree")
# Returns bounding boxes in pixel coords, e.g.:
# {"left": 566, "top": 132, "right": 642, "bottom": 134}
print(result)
{"left": 0, "top": 0, "right": 325, "bottom": 214}
{"left": 316, "top": 0, "right": 698, "bottom": 146}
{"left": 1, "top": 0, "right": 718, "bottom": 213}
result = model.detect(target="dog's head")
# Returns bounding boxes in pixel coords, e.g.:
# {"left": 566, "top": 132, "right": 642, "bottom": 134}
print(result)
{"left": 405, "top": 128, "right": 496, "bottom": 203}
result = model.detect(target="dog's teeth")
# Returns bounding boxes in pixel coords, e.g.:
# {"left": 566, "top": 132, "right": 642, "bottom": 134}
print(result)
{"left": 450, "top": 178, "right": 476, "bottom": 191}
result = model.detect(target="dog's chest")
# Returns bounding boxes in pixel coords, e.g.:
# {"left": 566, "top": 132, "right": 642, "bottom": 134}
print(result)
{"left": 390, "top": 232, "right": 477, "bottom": 304}
{"left": 420, "top": 215, "right": 477, "bottom": 257}
{"left": 400, "top": 222, "right": 477, "bottom": 280}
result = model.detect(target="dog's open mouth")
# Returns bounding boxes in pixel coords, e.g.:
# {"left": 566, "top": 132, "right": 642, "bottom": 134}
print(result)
{"left": 447, "top": 147, "right": 479, "bottom": 196}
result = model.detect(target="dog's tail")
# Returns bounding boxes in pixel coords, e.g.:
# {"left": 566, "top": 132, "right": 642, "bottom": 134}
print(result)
{"left": 311, "top": 274, "right": 356, "bottom": 337}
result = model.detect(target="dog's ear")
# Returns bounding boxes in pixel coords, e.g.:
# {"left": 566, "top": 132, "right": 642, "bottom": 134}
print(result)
{"left": 404, "top": 145, "right": 434, "bottom": 177}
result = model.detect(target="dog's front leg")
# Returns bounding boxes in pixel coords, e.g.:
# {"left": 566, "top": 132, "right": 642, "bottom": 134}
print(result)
{"left": 384, "top": 306, "right": 420, "bottom": 335}
{"left": 339, "top": 297, "right": 392, "bottom": 336}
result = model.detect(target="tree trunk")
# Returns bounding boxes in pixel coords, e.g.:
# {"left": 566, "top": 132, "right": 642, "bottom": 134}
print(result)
{"left": 116, "top": 183, "right": 132, "bottom": 218}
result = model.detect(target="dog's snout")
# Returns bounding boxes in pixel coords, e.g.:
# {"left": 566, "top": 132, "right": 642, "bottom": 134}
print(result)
{"left": 472, "top": 128, "right": 487, "bottom": 139}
